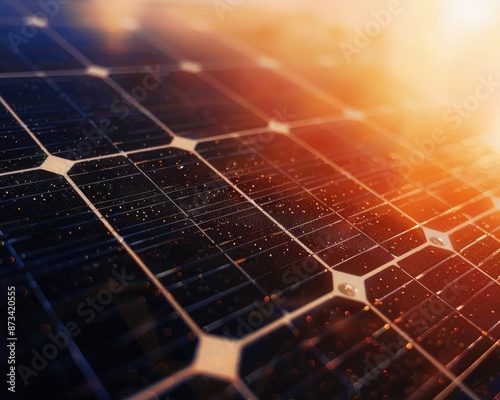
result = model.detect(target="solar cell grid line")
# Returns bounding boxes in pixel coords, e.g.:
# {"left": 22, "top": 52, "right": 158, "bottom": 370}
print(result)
{"left": 452, "top": 345, "right": 500, "bottom": 400}
{"left": 201, "top": 67, "right": 343, "bottom": 122}
{"left": 173, "top": 12, "right": 424, "bottom": 119}
{"left": 185, "top": 17, "right": 498, "bottom": 210}
{"left": 0, "top": 23, "right": 86, "bottom": 73}
{"left": 366, "top": 258, "right": 497, "bottom": 354}
{"left": 194, "top": 136, "right": 390, "bottom": 276}
{"left": 365, "top": 116, "right": 500, "bottom": 203}
{"left": 0, "top": 170, "right": 199, "bottom": 399}
{"left": 163, "top": 14, "right": 350, "bottom": 112}
{"left": 0, "top": 0, "right": 496, "bottom": 304}
{"left": 0, "top": 69, "right": 92, "bottom": 79}
{"left": 1, "top": 1, "right": 498, "bottom": 398}
{"left": 1, "top": 0, "right": 498, "bottom": 216}
{"left": 215, "top": 133, "right": 418, "bottom": 270}
{"left": 476, "top": 210, "right": 500, "bottom": 239}
{"left": 2, "top": 2, "right": 343, "bottom": 144}
{"left": 187, "top": 137, "right": 488, "bottom": 360}
{"left": 193, "top": 70, "right": 277, "bottom": 124}
{"left": 285, "top": 65, "right": 415, "bottom": 110}
{"left": 140, "top": 29, "right": 193, "bottom": 65}
{"left": 424, "top": 203, "right": 496, "bottom": 234}
{"left": 0, "top": 90, "right": 204, "bottom": 337}
{"left": 270, "top": 125, "right": 480, "bottom": 238}
{"left": 354, "top": 234, "right": 439, "bottom": 281}
{"left": 3, "top": 274, "right": 104, "bottom": 400}
{"left": 450, "top": 223, "right": 500, "bottom": 253}
{"left": 290, "top": 121, "right": 497, "bottom": 230}
{"left": 425, "top": 173, "right": 489, "bottom": 201}
{"left": 3, "top": 3, "right": 95, "bottom": 68}
{"left": 195, "top": 130, "right": 458, "bottom": 282}
{"left": 372, "top": 256, "right": 497, "bottom": 342}
{"left": 391, "top": 188, "right": 471, "bottom": 225}
{"left": 282, "top": 129, "right": 429, "bottom": 234}
{"left": 0, "top": 16, "right": 376, "bottom": 159}
{"left": 67, "top": 153, "right": 290, "bottom": 335}
{"left": 0, "top": 75, "right": 174, "bottom": 158}
{"left": 1, "top": 7, "right": 273, "bottom": 143}
{"left": 1, "top": 198, "right": 110, "bottom": 400}
{"left": 397, "top": 195, "right": 492, "bottom": 232}
{"left": 236, "top": 296, "right": 472, "bottom": 400}
{"left": 363, "top": 299, "right": 487, "bottom": 400}
{"left": 346, "top": 245, "right": 493, "bottom": 342}
{"left": 126, "top": 148, "right": 335, "bottom": 322}
{"left": 187, "top": 146, "right": 355, "bottom": 292}
{"left": 0, "top": 95, "right": 55, "bottom": 181}
{"left": 453, "top": 242, "right": 500, "bottom": 284}
{"left": 290, "top": 126, "right": 492, "bottom": 241}
{"left": 0, "top": 98, "right": 46, "bottom": 173}
{"left": 0, "top": 60, "right": 182, "bottom": 80}
{"left": 376, "top": 306, "right": 497, "bottom": 389}
{"left": 435, "top": 136, "right": 499, "bottom": 163}
{"left": 430, "top": 163, "right": 500, "bottom": 207}
{"left": 378, "top": 241, "right": 499, "bottom": 305}
{"left": 66, "top": 172, "right": 204, "bottom": 337}
{"left": 360, "top": 253, "right": 493, "bottom": 386}
{"left": 109, "top": 70, "right": 269, "bottom": 140}
{"left": 238, "top": 300, "right": 381, "bottom": 398}
{"left": 0, "top": 74, "right": 412, "bottom": 296}
{"left": 104, "top": 13, "right": 348, "bottom": 131}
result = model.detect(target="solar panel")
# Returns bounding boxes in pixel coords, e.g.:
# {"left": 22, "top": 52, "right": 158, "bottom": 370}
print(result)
{"left": 1, "top": 1, "right": 499, "bottom": 399}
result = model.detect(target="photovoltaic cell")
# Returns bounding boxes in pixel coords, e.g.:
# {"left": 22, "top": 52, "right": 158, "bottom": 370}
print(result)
{"left": 53, "top": 26, "right": 177, "bottom": 67}
{"left": 1, "top": 1, "right": 499, "bottom": 399}
{"left": 0, "top": 102, "right": 46, "bottom": 172}
{"left": 112, "top": 71, "right": 267, "bottom": 139}
{"left": 196, "top": 135, "right": 411, "bottom": 275}
{"left": 240, "top": 297, "right": 454, "bottom": 399}
{"left": 68, "top": 151, "right": 332, "bottom": 337}
{"left": 158, "top": 376, "right": 246, "bottom": 400}
{"left": 0, "top": 75, "right": 171, "bottom": 158}
{"left": 0, "top": 170, "right": 197, "bottom": 398}
{"left": 4, "top": 276, "right": 95, "bottom": 400}
{"left": 206, "top": 68, "right": 342, "bottom": 120}
{"left": 0, "top": 24, "right": 84, "bottom": 72}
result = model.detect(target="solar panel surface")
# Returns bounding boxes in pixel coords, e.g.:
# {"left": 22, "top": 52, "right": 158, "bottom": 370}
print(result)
{"left": 1, "top": 1, "right": 499, "bottom": 399}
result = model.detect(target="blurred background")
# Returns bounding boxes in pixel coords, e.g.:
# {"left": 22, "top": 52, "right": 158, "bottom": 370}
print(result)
{"left": 65, "top": 0, "right": 500, "bottom": 149}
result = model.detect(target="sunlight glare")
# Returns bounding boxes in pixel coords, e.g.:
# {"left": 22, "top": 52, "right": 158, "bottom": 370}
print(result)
{"left": 441, "top": 0, "right": 499, "bottom": 32}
